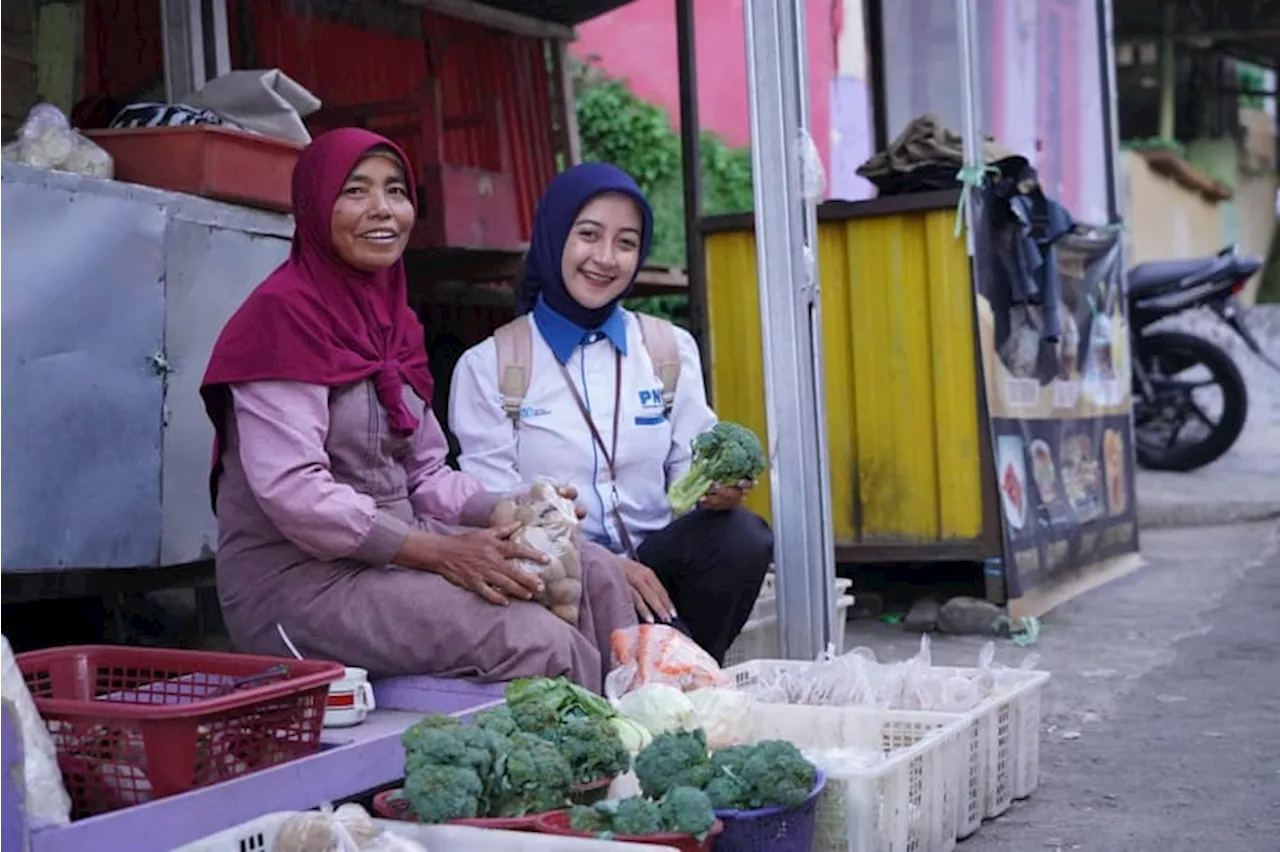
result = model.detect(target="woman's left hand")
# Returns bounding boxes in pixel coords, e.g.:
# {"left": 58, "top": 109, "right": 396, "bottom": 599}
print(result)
{"left": 698, "top": 479, "right": 755, "bottom": 511}
{"left": 556, "top": 484, "right": 588, "bottom": 520}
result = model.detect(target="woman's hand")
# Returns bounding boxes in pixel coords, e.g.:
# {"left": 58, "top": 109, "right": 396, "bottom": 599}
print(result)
{"left": 405, "top": 525, "right": 548, "bottom": 606}
{"left": 697, "top": 479, "right": 755, "bottom": 511}
{"left": 619, "top": 558, "right": 676, "bottom": 624}
{"left": 556, "top": 484, "right": 588, "bottom": 520}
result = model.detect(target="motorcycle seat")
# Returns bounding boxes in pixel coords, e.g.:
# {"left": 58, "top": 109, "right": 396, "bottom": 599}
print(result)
{"left": 1127, "top": 257, "right": 1224, "bottom": 297}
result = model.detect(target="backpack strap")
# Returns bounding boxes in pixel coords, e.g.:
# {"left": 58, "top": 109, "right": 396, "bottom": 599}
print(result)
{"left": 635, "top": 313, "right": 682, "bottom": 417}
{"left": 493, "top": 315, "right": 534, "bottom": 426}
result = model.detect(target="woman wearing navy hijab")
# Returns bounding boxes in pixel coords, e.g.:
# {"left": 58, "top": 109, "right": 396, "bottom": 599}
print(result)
{"left": 449, "top": 163, "right": 772, "bottom": 665}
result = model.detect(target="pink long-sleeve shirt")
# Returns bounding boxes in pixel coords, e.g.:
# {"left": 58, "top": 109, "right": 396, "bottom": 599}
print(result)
{"left": 229, "top": 380, "right": 497, "bottom": 564}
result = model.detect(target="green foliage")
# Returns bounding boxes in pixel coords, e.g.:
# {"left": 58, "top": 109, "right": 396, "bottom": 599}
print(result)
{"left": 572, "top": 58, "right": 754, "bottom": 322}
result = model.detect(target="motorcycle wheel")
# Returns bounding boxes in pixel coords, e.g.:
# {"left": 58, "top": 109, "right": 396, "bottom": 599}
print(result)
{"left": 1132, "top": 331, "right": 1248, "bottom": 472}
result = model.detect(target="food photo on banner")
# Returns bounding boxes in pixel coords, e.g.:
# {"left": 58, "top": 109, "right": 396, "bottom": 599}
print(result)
{"left": 971, "top": 165, "right": 1140, "bottom": 601}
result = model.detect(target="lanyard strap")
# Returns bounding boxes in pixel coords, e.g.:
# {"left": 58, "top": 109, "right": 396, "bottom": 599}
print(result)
{"left": 557, "top": 353, "right": 639, "bottom": 559}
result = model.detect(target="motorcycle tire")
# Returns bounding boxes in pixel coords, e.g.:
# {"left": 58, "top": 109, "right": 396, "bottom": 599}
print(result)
{"left": 1133, "top": 331, "right": 1248, "bottom": 472}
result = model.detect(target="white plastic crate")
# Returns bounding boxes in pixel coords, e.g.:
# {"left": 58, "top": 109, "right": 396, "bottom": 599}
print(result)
{"left": 749, "top": 573, "right": 854, "bottom": 623}
{"left": 746, "top": 701, "right": 968, "bottom": 852}
{"left": 176, "top": 812, "right": 681, "bottom": 852}
{"left": 725, "top": 658, "right": 1050, "bottom": 837}
{"left": 724, "top": 592, "right": 855, "bottom": 667}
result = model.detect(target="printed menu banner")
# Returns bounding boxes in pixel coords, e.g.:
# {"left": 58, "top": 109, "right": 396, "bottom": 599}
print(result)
{"left": 973, "top": 208, "right": 1140, "bottom": 600}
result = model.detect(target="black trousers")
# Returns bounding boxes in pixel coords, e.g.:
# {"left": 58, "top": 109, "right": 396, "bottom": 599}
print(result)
{"left": 636, "top": 507, "right": 773, "bottom": 666}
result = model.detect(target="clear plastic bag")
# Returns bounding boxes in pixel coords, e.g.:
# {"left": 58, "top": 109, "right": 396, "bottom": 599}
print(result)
{"left": 1, "top": 635, "right": 72, "bottom": 829}
{"left": 273, "top": 803, "right": 379, "bottom": 852}
{"left": 606, "top": 623, "right": 731, "bottom": 701}
{"left": 3, "top": 102, "right": 113, "bottom": 178}
{"left": 491, "top": 478, "right": 582, "bottom": 623}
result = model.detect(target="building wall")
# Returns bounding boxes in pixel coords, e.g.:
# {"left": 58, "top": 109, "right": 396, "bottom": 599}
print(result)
{"left": 571, "top": 0, "right": 836, "bottom": 190}
{"left": 0, "top": 0, "right": 36, "bottom": 136}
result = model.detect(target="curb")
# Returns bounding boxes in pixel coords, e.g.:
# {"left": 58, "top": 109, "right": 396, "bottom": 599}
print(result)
{"left": 1138, "top": 501, "right": 1280, "bottom": 530}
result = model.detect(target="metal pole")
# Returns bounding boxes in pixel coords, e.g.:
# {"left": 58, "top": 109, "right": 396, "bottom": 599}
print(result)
{"left": 954, "top": 0, "right": 982, "bottom": 256}
{"left": 675, "top": 0, "right": 710, "bottom": 387}
{"left": 1096, "top": 0, "right": 1124, "bottom": 223}
{"left": 742, "top": 0, "right": 836, "bottom": 661}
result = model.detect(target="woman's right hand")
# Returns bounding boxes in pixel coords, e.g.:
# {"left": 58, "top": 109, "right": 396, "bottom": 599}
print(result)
{"left": 405, "top": 524, "right": 549, "bottom": 606}
{"left": 619, "top": 558, "right": 676, "bottom": 624}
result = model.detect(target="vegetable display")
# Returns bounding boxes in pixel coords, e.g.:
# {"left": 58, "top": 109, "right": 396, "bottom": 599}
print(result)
{"left": 666, "top": 421, "right": 766, "bottom": 515}
{"left": 633, "top": 729, "right": 818, "bottom": 812}
{"left": 568, "top": 785, "right": 716, "bottom": 839}
{"left": 396, "top": 676, "right": 641, "bottom": 824}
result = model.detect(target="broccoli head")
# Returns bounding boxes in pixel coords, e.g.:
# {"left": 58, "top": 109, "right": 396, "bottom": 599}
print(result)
{"left": 633, "top": 729, "right": 712, "bottom": 799}
{"left": 402, "top": 764, "right": 483, "bottom": 823}
{"left": 703, "top": 740, "right": 817, "bottom": 811}
{"left": 402, "top": 719, "right": 502, "bottom": 781}
{"left": 659, "top": 786, "right": 716, "bottom": 836}
{"left": 491, "top": 731, "right": 574, "bottom": 817}
{"left": 568, "top": 803, "right": 614, "bottom": 834}
{"left": 472, "top": 705, "right": 519, "bottom": 737}
{"left": 667, "top": 421, "right": 766, "bottom": 515}
{"left": 553, "top": 715, "right": 631, "bottom": 784}
{"left": 611, "top": 796, "right": 665, "bottom": 836}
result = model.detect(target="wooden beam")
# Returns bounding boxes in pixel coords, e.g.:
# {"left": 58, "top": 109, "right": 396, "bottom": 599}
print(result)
{"left": 395, "top": 0, "right": 575, "bottom": 40}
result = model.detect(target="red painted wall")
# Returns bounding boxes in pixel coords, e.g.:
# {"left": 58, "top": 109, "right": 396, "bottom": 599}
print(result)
{"left": 572, "top": 0, "right": 836, "bottom": 180}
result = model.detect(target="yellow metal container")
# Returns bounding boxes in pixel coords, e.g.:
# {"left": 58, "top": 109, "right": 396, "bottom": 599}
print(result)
{"left": 700, "top": 193, "right": 998, "bottom": 562}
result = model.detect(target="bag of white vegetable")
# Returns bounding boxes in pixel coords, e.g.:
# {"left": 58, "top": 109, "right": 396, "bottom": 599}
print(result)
{"left": 605, "top": 623, "right": 754, "bottom": 749}
{"left": 490, "top": 478, "right": 583, "bottom": 624}
{"left": 273, "top": 803, "right": 427, "bottom": 852}
{"left": 2, "top": 102, "right": 114, "bottom": 179}
{"left": 740, "top": 634, "right": 1041, "bottom": 712}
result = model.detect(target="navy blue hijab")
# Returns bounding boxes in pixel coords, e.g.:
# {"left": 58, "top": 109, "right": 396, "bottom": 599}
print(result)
{"left": 515, "top": 162, "right": 654, "bottom": 329}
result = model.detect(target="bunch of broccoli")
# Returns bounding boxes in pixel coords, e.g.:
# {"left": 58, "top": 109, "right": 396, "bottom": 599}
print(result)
{"left": 569, "top": 786, "right": 716, "bottom": 839}
{"left": 399, "top": 713, "right": 573, "bottom": 824}
{"left": 477, "top": 686, "right": 630, "bottom": 785}
{"left": 667, "top": 421, "right": 766, "bottom": 515}
{"left": 632, "top": 729, "right": 818, "bottom": 812}
{"left": 491, "top": 675, "right": 632, "bottom": 782}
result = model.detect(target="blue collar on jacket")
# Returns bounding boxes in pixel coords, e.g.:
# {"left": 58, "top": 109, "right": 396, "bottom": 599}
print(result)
{"left": 532, "top": 294, "right": 629, "bottom": 365}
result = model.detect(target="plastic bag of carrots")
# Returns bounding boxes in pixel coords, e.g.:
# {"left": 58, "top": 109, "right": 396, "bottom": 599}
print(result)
{"left": 605, "top": 623, "right": 731, "bottom": 701}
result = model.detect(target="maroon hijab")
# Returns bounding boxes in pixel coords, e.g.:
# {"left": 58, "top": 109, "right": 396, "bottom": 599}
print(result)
{"left": 200, "top": 128, "right": 432, "bottom": 508}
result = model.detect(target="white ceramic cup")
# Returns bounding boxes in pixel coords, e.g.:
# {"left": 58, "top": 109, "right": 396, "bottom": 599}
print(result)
{"left": 323, "top": 666, "right": 376, "bottom": 728}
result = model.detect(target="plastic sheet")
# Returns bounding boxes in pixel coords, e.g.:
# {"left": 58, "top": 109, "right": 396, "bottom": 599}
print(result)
{"left": 1, "top": 635, "right": 72, "bottom": 829}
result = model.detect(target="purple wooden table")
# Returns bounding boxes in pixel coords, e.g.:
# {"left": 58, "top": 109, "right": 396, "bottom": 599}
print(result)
{"left": 19, "top": 676, "right": 505, "bottom": 852}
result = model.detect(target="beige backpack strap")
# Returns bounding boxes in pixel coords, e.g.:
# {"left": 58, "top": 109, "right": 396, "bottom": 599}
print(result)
{"left": 493, "top": 315, "right": 534, "bottom": 426}
{"left": 635, "top": 313, "right": 682, "bottom": 416}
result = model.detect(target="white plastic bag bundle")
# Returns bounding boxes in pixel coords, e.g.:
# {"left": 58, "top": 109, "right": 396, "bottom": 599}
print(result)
{"left": 274, "top": 803, "right": 429, "bottom": 852}
{"left": 0, "top": 635, "right": 72, "bottom": 828}
{"left": 3, "top": 103, "right": 113, "bottom": 178}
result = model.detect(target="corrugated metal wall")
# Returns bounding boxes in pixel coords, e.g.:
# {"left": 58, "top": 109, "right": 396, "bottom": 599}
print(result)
{"left": 703, "top": 206, "right": 988, "bottom": 554}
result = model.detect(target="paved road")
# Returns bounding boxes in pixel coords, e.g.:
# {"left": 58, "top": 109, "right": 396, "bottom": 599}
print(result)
{"left": 845, "top": 521, "right": 1280, "bottom": 852}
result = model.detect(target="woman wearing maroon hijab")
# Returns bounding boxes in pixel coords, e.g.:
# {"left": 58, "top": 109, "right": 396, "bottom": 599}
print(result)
{"left": 201, "top": 128, "right": 636, "bottom": 688}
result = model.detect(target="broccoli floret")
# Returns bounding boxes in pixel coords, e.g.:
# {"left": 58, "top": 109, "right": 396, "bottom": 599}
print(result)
{"left": 491, "top": 731, "right": 574, "bottom": 817}
{"left": 659, "top": 786, "right": 716, "bottom": 836}
{"left": 473, "top": 705, "right": 519, "bottom": 737}
{"left": 611, "top": 796, "right": 665, "bottom": 836}
{"left": 633, "top": 729, "right": 712, "bottom": 799}
{"left": 703, "top": 740, "right": 817, "bottom": 811}
{"left": 667, "top": 421, "right": 766, "bottom": 515}
{"left": 569, "top": 804, "right": 614, "bottom": 834}
{"left": 402, "top": 764, "right": 483, "bottom": 823}
{"left": 553, "top": 715, "right": 631, "bottom": 784}
{"left": 402, "top": 720, "right": 502, "bottom": 781}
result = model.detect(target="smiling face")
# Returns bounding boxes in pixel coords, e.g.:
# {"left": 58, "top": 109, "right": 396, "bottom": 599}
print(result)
{"left": 329, "top": 150, "right": 415, "bottom": 272}
{"left": 559, "top": 191, "right": 643, "bottom": 311}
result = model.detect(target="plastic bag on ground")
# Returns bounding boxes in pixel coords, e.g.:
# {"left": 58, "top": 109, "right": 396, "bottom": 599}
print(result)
{"left": 606, "top": 623, "right": 730, "bottom": 701}
{"left": 1, "top": 634, "right": 72, "bottom": 829}
{"left": 491, "top": 479, "right": 582, "bottom": 624}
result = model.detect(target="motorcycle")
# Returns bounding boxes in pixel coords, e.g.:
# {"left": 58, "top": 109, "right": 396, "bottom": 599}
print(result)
{"left": 1127, "top": 244, "right": 1279, "bottom": 472}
